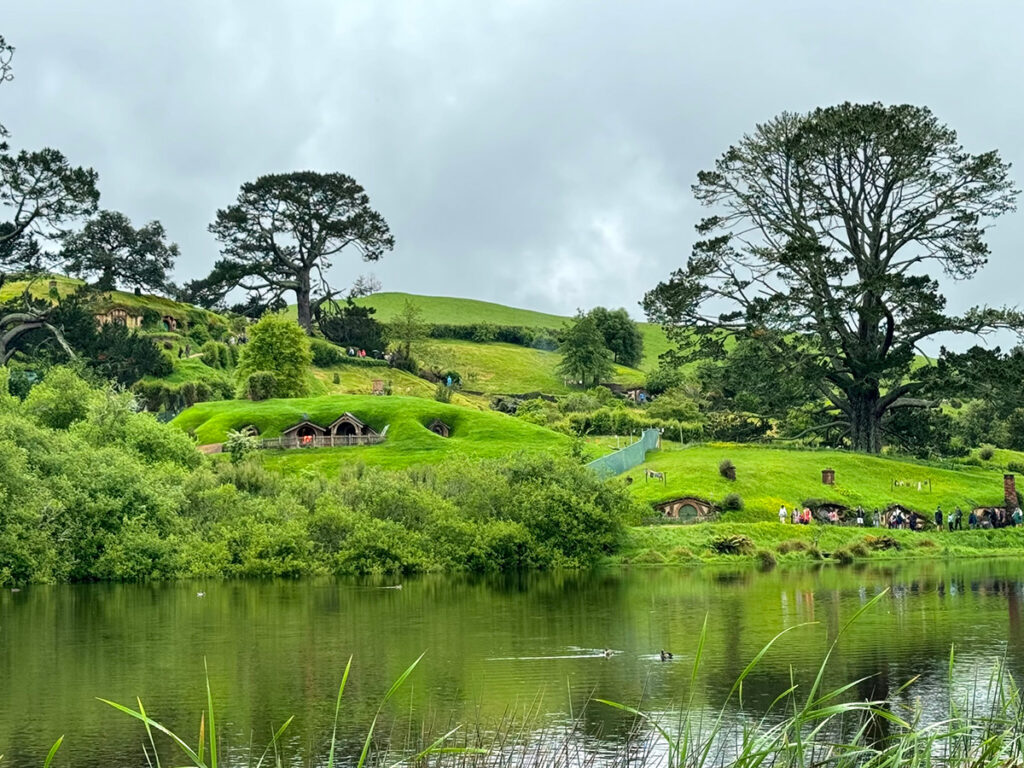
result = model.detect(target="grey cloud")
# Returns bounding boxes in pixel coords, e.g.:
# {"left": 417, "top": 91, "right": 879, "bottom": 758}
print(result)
{"left": 3, "top": 0, "right": 1023, "bottom": 330}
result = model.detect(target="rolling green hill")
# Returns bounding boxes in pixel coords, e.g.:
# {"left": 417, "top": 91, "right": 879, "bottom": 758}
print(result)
{"left": 353, "top": 292, "right": 673, "bottom": 371}
{"left": 416, "top": 339, "right": 644, "bottom": 394}
{"left": 172, "top": 394, "right": 577, "bottom": 472}
{"left": 627, "top": 443, "right": 1010, "bottom": 519}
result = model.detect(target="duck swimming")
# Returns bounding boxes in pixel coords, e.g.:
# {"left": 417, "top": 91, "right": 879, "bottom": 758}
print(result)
{"left": 603, "top": 648, "right": 613, "bottom": 658}
{"left": 659, "top": 649, "right": 673, "bottom": 661}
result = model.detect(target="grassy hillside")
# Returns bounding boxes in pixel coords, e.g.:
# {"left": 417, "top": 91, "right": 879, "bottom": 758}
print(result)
{"left": 172, "top": 394, "right": 576, "bottom": 471}
{"left": 417, "top": 339, "right": 644, "bottom": 394}
{"left": 0, "top": 274, "right": 228, "bottom": 328}
{"left": 627, "top": 443, "right": 1009, "bottom": 519}
{"left": 354, "top": 292, "right": 672, "bottom": 371}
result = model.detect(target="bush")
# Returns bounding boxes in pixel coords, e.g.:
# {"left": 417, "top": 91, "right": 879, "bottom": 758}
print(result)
{"left": 1008, "top": 460, "right": 1024, "bottom": 474}
{"left": 776, "top": 540, "right": 808, "bottom": 554}
{"left": 719, "top": 458, "right": 736, "bottom": 479}
{"left": 201, "top": 341, "right": 233, "bottom": 369}
{"left": 979, "top": 445, "right": 996, "bottom": 461}
{"left": 245, "top": 371, "right": 279, "bottom": 401}
{"left": 310, "top": 338, "right": 346, "bottom": 367}
{"left": 864, "top": 535, "right": 901, "bottom": 551}
{"left": 434, "top": 383, "right": 453, "bottom": 403}
{"left": 755, "top": 549, "right": 777, "bottom": 570}
{"left": 849, "top": 542, "right": 869, "bottom": 558}
{"left": 710, "top": 534, "right": 754, "bottom": 555}
{"left": 832, "top": 548, "right": 854, "bottom": 565}
{"left": 721, "top": 492, "right": 744, "bottom": 511}
{"left": 236, "top": 314, "right": 312, "bottom": 398}
{"left": 332, "top": 372, "right": 341, "bottom": 385}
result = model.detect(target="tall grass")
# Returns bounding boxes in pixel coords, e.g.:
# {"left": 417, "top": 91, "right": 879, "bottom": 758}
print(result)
{"left": 89, "top": 597, "right": 1024, "bottom": 767}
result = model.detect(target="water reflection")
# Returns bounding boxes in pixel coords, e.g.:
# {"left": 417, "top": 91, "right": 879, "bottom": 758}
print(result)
{"left": 1, "top": 561, "right": 1024, "bottom": 766}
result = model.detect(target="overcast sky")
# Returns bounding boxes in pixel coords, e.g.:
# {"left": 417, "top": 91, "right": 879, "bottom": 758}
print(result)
{"left": 3, "top": 1, "right": 1023, "bottom": 324}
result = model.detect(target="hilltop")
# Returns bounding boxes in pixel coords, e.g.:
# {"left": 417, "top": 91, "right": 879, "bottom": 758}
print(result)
{"left": 352, "top": 292, "right": 673, "bottom": 371}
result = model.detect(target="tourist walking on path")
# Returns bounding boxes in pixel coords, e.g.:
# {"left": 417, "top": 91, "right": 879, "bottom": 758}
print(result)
{"left": 872, "top": 508, "right": 880, "bottom": 528}
{"left": 779, "top": 505, "right": 788, "bottom": 524}
{"left": 792, "top": 506, "right": 800, "bottom": 525}
{"left": 1014, "top": 507, "right": 1023, "bottom": 527}
{"left": 935, "top": 506, "right": 943, "bottom": 529}
{"left": 954, "top": 507, "right": 963, "bottom": 530}
{"left": 969, "top": 509, "right": 978, "bottom": 529}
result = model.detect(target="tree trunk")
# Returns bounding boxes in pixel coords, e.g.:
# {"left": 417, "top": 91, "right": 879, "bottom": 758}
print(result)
{"left": 295, "top": 270, "right": 313, "bottom": 333}
{"left": 848, "top": 386, "right": 883, "bottom": 454}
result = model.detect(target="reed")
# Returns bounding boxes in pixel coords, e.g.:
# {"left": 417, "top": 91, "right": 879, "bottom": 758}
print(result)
{"left": 88, "top": 593, "right": 1024, "bottom": 767}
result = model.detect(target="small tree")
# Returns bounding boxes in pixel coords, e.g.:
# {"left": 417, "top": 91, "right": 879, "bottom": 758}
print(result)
{"left": 236, "top": 314, "right": 311, "bottom": 398}
{"left": 556, "top": 311, "right": 614, "bottom": 388}
{"left": 62, "top": 210, "right": 178, "bottom": 292}
{"left": 387, "top": 300, "right": 428, "bottom": 371}
{"left": 588, "top": 307, "right": 644, "bottom": 368}
{"left": 225, "top": 427, "right": 261, "bottom": 463}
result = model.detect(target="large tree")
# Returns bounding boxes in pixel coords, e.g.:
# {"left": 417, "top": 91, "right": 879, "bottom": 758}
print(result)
{"left": 644, "top": 103, "right": 1020, "bottom": 453}
{"left": 208, "top": 171, "right": 394, "bottom": 332}
{"left": 62, "top": 209, "right": 178, "bottom": 292}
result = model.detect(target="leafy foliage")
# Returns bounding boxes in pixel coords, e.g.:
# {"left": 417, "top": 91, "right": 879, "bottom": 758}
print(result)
{"left": 588, "top": 306, "right": 643, "bottom": 367}
{"left": 207, "top": 171, "right": 394, "bottom": 331}
{"left": 645, "top": 102, "right": 1021, "bottom": 453}
{"left": 556, "top": 311, "right": 614, "bottom": 388}
{"left": 62, "top": 210, "right": 178, "bottom": 292}
{"left": 236, "top": 314, "right": 312, "bottom": 398}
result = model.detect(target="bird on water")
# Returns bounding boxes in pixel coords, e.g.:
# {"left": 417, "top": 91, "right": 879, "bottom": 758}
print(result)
{"left": 660, "top": 649, "right": 673, "bottom": 661}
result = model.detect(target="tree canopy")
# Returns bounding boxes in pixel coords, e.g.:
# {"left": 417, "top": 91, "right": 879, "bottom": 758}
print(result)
{"left": 644, "top": 102, "right": 1020, "bottom": 453}
{"left": 588, "top": 306, "right": 643, "bottom": 368}
{"left": 63, "top": 209, "right": 178, "bottom": 291}
{"left": 207, "top": 171, "right": 394, "bottom": 332}
{"left": 557, "top": 311, "right": 614, "bottom": 388}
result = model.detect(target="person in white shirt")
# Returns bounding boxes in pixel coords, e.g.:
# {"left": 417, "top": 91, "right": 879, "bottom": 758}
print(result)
{"left": 779, "top": 505, "right": 788, "bottom": 523}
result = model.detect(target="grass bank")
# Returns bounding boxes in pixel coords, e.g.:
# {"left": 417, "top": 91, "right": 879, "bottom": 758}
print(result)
{"left": 172, "top": 394, "right": 581, "bottom": 471}
{"left": 629, "top": 443, "right": 1009, "bottom": 517}
{"left": 615, "top": 520, "right": 1024, "bottom": 566}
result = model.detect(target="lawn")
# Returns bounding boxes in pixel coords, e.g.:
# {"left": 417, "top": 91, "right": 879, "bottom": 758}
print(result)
{"left": 352, "top": 292, "right": 673, "bottom": 371}
{"left": 626, "top": 442, "right": 1011, "bottom": 519}
{"left": 307, "top": 363, "right": 489, "bottom": 408}
{"left": 172, "top": 394, "right": 576, "bottom": 472}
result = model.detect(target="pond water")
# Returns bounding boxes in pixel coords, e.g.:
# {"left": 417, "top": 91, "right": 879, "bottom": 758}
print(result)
{"left": 2, "top": 560, "right": 1024, "bottom": 766}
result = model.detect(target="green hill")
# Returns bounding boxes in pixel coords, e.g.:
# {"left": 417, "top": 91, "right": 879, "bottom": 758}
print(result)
{"left": 172, "top": 394, "right": 576, "bottom": 472}
{"left": 352, "top": 292, "right": 672, "bottom": 371}
{"left": 416, "top": 339, "right": 644, "bottom": 395}
{"left": 627, "top": 443, "right": 1010, "bottom": 519}
{"left": 0, "top": 274, "right": 228, "bottom": 329}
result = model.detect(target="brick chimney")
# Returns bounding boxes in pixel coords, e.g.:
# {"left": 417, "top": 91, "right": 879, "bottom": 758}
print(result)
{"left": 1005, "top": 474, "right": 1017, "bottom": 509}
{"left": 822, "top": 468, "right": 835, "bottom": 486}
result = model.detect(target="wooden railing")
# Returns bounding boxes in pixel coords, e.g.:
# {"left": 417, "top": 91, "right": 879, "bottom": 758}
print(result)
{"left": 257, "top": 434, "right": 386, "bottom": 450}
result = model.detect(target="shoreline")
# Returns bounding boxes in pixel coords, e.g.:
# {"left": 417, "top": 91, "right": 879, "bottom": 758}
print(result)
{"left": 612, "top": 520, "right": 1024, "bottom": 567}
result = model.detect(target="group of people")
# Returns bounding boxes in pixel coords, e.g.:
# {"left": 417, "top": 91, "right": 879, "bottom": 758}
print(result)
{"left": 777, "top": 502, "right": 1024, "bottom": 530}
{"left": 779, "top": 505, "right": 816, "bottom": 525}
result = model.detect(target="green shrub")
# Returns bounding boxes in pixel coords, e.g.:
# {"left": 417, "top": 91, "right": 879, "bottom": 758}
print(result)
{"left": 719, "top": 458, "right": 736, "bottom": 479}
{"left": 776, "top": 540, "right": 808, "bottom": 554}
{"left": 864, "top": 535, "right": 901, "bottom": 551}
{"left": 832, "top": 548, "right": 854, "bottom": 565}
{"left": 755, "top": 549, "right": 777, "bottom": 569}
{"left": 668, "top": 546, "right": 696, "bottom": 561}
{"left": 849, "top": 542, "right": 870, "bottom": 558}
{"left": 1008, "top": 460, "right": 1024, "bottom": 474}
{"left": 710, "top": 534, "right": 754, "bottom": 555}
{"left": 979, "top": 445, "right": 995, "bottom": 461}
{"left": 201, "top": 340, "right": 232, "bottom": 369}
{"left": 434, "top": 383, "right": 453, "bottom": 403}
{"left": 310, "top": 338, "right": 346, "bottom": 367}
{"left": 721, "top": 492, "right": 744, "bottom": 511}
{"left": 245, "top": 371, "right": 279, "bottom": 401}
{"left": 332, "top": 372, "right": 341, "bottom": 385}
{"left": 631, "top": 548, "right": 668, "bottom": 564}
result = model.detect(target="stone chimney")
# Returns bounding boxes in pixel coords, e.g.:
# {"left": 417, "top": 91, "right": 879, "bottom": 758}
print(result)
{"left": 822, "top": 468, "right": 835, "bottom": 486}
{"left": 1005, "top": 474, "right": 1018, "bottom": 509}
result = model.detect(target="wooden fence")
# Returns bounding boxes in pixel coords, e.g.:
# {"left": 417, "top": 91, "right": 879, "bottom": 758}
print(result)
{"left": 257, "top": 434, "right": 387, "bottom": 450}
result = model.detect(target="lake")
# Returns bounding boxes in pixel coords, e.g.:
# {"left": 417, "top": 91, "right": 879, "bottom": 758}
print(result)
{"left": 2, "top": 560, "right": 1023, "bottom": 766}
